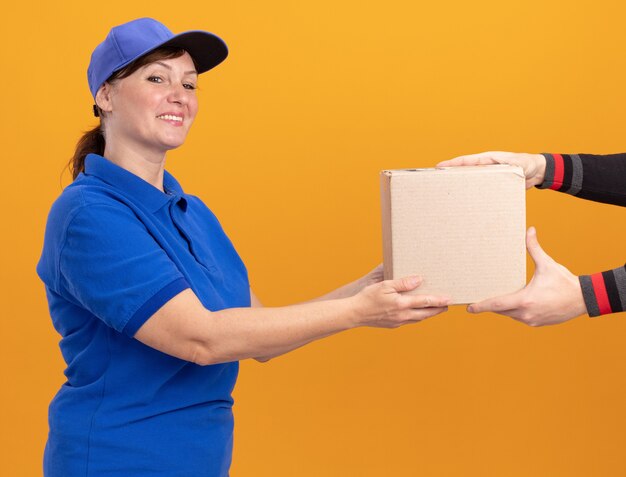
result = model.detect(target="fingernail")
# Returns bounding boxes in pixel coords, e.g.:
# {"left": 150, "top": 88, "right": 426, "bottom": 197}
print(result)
{"left": 410, "top": 276, "right": 422, "bottom": 286}
{"left": 467, "top": 305, "right": 475, "bottom": 313}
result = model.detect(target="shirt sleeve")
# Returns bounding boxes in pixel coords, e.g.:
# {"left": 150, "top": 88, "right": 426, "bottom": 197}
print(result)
{"left": 536, "top": 153, "right": 626, "bottom": 317}
{"left": 537, "top": 153, "right": 626, "bottom": 206}
{"left": 58, "top": 203, "right": 190, "bottom": 336}
{"left": 579, "top": 265, "right": 626, "bottom": 317}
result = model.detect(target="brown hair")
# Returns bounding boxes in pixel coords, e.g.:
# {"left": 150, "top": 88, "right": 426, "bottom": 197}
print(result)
{"left": 68, "top": 47, "right": 194, "bottom": 180}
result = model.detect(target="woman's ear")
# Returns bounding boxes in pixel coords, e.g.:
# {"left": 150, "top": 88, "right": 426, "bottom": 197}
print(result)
{"left": 95, "top": 82, "right": 114, "bottom": 114}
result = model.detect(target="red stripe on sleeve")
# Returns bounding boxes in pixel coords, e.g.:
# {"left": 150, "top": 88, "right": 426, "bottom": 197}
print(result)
{"left": 549, "top": 153, "right": 564, "bottom": 190}
{"left": 591, "top": 273, "right": 613, "bottom": 315}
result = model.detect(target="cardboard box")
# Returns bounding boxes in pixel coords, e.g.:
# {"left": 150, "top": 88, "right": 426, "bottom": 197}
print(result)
{"left": 381, "top": 165, "right": 526, "bottom": 304}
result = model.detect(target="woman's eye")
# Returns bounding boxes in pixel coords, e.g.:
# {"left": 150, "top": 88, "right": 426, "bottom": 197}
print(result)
{"left": 147, "top": 76, "right": 163, "bottom": 83}
{"left": 183, "top": 83, "right": 196, "bottom": 90}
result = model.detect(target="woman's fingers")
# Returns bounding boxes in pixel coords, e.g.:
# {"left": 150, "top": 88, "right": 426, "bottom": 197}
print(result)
{"left": 395, "top": 306, "right": 449, "bottom": 326}
{"left": 387, "top": 276, "right": 423, "bottom": 293}
{"left": 386, "top": 276, "right": 451, "bottom": 307}
{"left": 412, "top": 306, "right": 449, "bottom": 320}
{"left": 402, "top": 293, "right": 452, "bottom": 309}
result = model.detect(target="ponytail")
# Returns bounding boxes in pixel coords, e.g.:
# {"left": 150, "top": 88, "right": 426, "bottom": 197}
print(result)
{"left": 69, "top": 124, "right": 105, "bottom": 180}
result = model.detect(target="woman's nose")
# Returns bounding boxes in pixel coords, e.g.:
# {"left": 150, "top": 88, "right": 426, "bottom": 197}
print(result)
{"left": 167, "top": 84, "right": 188, "bottom": 104}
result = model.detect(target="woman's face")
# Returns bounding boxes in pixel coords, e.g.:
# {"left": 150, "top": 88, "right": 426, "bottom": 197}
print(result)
{"left": 99, "top": 51, "right": 199, "bottom": 155}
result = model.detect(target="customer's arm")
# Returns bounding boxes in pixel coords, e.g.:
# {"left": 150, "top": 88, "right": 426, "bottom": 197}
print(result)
{"left": 537, "top": 152, "right": 626, "bottom": 206}
{"left": 465, "top": 227, "right": 587, "bottom": 326}
{"left": 438, "top": 150, "right": 626, "bottom": 204}
{"left": 466, "top": 228, "right": 626, "bottom": 323}
{"left": 438, "top": 151, "right": 626, "bottom": 320}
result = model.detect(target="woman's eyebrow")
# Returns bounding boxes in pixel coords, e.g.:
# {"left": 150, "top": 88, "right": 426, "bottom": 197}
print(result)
{"left": 150, "top": 61, "right": 198, "bottom": 75}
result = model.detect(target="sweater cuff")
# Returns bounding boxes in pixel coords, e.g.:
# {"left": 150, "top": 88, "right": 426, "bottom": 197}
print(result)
{"left": 536, "top": 153, "right": 583, "bottom": 196}
{"left": 579, "top": 265, "right": 626, "bottom": 317}
{"left": 536, "top": 153, "right": 555, "bottom": 189}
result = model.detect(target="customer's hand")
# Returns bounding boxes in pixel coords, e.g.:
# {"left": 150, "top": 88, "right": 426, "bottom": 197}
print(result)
{"left": 467, "top": 227, "right": 587, "bottom": 326}
{"left": 351, "top": 276, "right": 450, "bottom": 328}
{"left": 438, "top": 151, "right": 547, "bottom": 189}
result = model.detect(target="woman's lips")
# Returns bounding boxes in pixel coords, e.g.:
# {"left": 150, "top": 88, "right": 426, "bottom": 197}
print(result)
{"left": 156, "top": 113, "right": 184, "bottom": 126}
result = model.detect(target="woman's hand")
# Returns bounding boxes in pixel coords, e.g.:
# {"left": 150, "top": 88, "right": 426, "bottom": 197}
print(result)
{"left": 467, "top": 227, "right": 587, "bottom": 326}
{"left": 137, "top": 274, "right": 450, "bottom": 365}
{"left": 305, "top": 263, "right": 385, "bottom": 302}
{"left": 437, "top": 151, "right": 547, "bottom": 189}
{"left": 350, "top": 276, "right": 450, "bottom": 328}
{"left": 360, "top": 263, "right": 384, "bottom": 287}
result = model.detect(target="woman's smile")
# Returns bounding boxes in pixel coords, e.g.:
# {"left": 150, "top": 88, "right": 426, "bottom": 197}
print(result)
{"left": 156, "top": 112, "right": 185, "bottom": 126}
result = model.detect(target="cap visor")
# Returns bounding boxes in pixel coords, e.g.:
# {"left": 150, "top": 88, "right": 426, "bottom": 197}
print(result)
{"left": 160, "top": 31, "right": 228, "bottom": 73}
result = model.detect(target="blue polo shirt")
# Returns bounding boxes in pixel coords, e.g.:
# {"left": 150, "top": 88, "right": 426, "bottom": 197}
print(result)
{"left": 37, "top": 154, "right": 250, "bottom": 477}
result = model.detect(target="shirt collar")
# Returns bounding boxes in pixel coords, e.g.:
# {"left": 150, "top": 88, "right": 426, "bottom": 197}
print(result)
{"left": 83, "top": 154, "right": 187, "bottom": 213}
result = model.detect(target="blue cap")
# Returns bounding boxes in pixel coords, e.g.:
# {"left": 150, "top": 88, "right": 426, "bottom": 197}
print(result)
{"left": 87, "top": 18, "right": 228, "bottom": 99}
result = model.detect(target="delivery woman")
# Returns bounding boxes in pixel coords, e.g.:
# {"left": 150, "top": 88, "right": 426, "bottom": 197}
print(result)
{"left": 36, "top": 17, "right": 450, "bottom": 477}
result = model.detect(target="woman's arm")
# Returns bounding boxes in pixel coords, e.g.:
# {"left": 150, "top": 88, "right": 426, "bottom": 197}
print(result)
{"left": 247, "top": 265, "right": 385, "bottom": 361}
{"left": 135, "top": 276, "right": 450, "bottom": 365}
{"left": 298, "top": 264, "right": 385, "bottom": 303}
{"left": 251, "top": 289, "right": 263, "bottom": 308}
{"left": 250, "top": 265, "right": 383, "bottom": 308}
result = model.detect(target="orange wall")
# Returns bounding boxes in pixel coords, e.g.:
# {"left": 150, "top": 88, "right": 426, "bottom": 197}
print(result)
{"left": 2, "top": 1, "right": 625, "bottom": 475}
